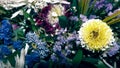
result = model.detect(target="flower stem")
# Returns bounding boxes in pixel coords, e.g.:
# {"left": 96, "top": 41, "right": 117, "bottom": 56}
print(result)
{"left": 99, "top": 56, "right": 113, "bottom": 68}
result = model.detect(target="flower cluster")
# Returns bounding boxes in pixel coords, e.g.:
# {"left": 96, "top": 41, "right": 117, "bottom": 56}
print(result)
{"left": 0, "top": 20, "right": 12, "bottom": 45}
{"left": 0, "top": 0, "right": 120, "bottom": 68}
{"left": 26, "top": 32, "right": 49, "bottom": 58}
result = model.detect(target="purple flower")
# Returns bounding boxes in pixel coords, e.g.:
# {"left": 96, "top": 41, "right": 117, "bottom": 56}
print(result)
{"left": 95, "top": 0, "right": 105, "bottom": 9}
{"left": 53, "top": 45, "right": 62, "bottom": 52}
{"left": 105, "top": 3, "right": 113, "bottom": 12}
{"left": 108, "top": 8, "right": 120, "bottom": 18}
{"left": 51, "top": 53, "right": 58, "bottom": 62}
{"left": 89, "top": 15, "right": 97, "bottom": 19}
{"left": 94, "top": 0, "right": 113, "bottom": 12}
{"left": 12, "top": 24, "right": 19, "bottom": 30}
{"left": 107, "top": 43, "right": 120, "bottom": 57}
{"left": 69, "top": 16, "right": 79, "bottom": 21}
{"left": 108, "top": 11, "right": 113, "bottom": 16}
{"left": 80, "top": 14, "right": 88, "bottom": 22}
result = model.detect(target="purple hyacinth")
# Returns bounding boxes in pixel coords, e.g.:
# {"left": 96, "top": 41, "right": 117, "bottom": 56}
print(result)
{"left": 53, "top": 29, "right": 80, "bottom": 62}
{"left": 107, "top": 43, "right": 120, "bottom": 57}
{"left": 95, "top": 0, "right": 113, "bottom": 12}
{"left": 105, "top": 3, "right": 113, "bottom": 12}
{"left": 95, "top": 0, "right": 105, "bottom": 9}
{"left": 69, "top": 16, "right": 79, "bottom": 21}
{"left": 89, "top": 15, "right": 97, "bottom": 19}
{"left": 53, "top": 45, "right": 62, "bottom": 52}
{"left": 80, "top": 14, "right": 88, "bottom": 22}
{"left": 50, "top": 53, "right": 58, "bottom": 62}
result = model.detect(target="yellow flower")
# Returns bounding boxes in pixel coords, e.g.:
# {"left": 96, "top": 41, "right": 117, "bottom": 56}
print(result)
{"left": 78, "top": 19, "right": 115, "bottom": 51}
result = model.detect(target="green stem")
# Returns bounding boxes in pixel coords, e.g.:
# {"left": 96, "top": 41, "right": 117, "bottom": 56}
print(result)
{"left": 99, "top": 56, "right": 113, "bottom": 68}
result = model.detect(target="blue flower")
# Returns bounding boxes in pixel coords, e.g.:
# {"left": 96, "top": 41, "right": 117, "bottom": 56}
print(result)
{"left": 13, "top": 40, "right": 23, "bottom": 50}
{"left": 26, "top": 32, "right": 39, "bottom": 43}
{"left": 0, "top": 20, "right": 12, "bottom": 45}
{"left": 0, "top": 45, "right": 11, "bottom": 59}
{"left": 25, "top": 51, "right": 40, "bottom": 68}
{"left": 36, "top": 44, "right": 49, "bottom": 58}
{"left": 26, "top": 32, "right": 49, "bottom": 58}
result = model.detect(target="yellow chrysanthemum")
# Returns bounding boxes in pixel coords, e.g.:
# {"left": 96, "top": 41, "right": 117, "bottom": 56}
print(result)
{"left": 78, "top": 19, "right": 115, "bottom": 51}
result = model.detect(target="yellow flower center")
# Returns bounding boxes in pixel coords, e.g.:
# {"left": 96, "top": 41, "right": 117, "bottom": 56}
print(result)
{"left": 90, "top": 31, "right": 99, "bottom": 39}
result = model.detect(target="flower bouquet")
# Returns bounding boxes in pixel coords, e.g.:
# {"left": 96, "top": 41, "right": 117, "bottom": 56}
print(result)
{"left": 0, "top": 0, "right": 120, "bottom": 68}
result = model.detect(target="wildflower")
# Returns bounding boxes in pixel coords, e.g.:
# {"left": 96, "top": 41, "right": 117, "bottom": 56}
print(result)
{"left": 78, "top": 19, "right": 115, "bottom": 51}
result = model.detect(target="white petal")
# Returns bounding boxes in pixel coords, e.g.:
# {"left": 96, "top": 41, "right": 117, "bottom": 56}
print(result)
{"left": 11, "top": 10, "right": 22, "bottom": 19}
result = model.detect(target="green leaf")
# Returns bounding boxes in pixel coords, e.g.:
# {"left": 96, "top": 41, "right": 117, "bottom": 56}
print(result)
{"left": 23, "top": 10, "right": 37, "bottom": 31}
{"left": 13, "top": 28, "right": 25, "bottom": 40}
{"left": 49, "top": 60, "right": 54, "bottom": 68}
{"left": 103, "top": 11, "right": 120, "bottom": 22}
{"left": 83, "top": 58, "right": 99, "bottom": 64}
{"left": 6, "top": 51, "right": 20, "bottom": 67}
{"left": 72, "top": 49, "right": 82, "bottom": 68}
{"left": 0, "top": 6, "right": 7, "bottom": 15}
{"left": 33, "top": 63, "right": 40, "bottom": 68}
{"left": 70, "top": 0, "right": 77, "bottom": 13}
{"left": 59, "top": 16, "right": 69, "bottom": 28}
{"left": 45, "top": 36, "right": 54, "bottom": 43}
{"left": 83, "top": 58, "right": 107, "bottom": 68}
{"left": 77, "top": 0, "right": 90, "bottom": 15}
{"left": 107, "top": 18, "right": 120, "bottom": 25}
{"left": 96, "top": 60, "right": 107, "bottom": 68}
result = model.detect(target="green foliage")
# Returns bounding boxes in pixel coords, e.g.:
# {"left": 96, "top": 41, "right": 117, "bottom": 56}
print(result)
{"left": 59, "top": 15, "right": 69, "bottom": 28}
{"left": 13, "top": 27, "right": 25, "bottom": 40}
{"left": 72, "top": 49, "right": 82, "bottom": 68}
{"left": 6, "top": 51, "right": 21, "bottom": 67}
{"left": 83, "top": 57, "right": 107, "bottom": 68}
{"left": 0, "top": 6, "right": 7, "bottom": 15}
{"left": 77, "top": 0, "right": 91, "bottom": 15}
{"left": 23, "top": 9, "right": 37, "bottom": 32}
